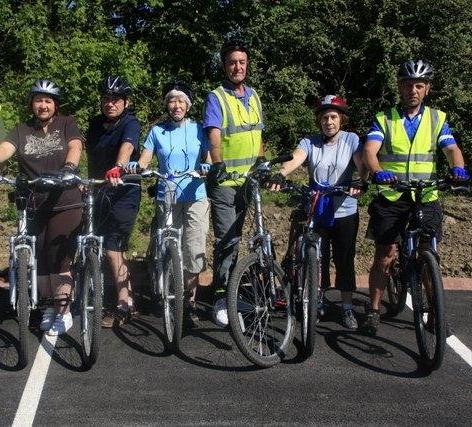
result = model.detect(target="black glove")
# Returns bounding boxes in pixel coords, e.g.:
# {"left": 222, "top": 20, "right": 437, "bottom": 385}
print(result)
{"left": 207, "top": 162, "right": 228, "bottom": 185}
{"left": 266, "top": 172, "right": 286, "bottom": 188}
{"left": 60, "top": 162, "right": 79, "bottom": 175}
{"left": 254, "top": 156, "right": 268, "bottom": 167}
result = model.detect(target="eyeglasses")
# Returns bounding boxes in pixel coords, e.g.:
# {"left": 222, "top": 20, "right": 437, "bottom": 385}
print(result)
{"left": 101, "top": 95, "right": 125, "bottom": 105}
{"left": 237, "top": 103, "right": 260, "bottom": 130}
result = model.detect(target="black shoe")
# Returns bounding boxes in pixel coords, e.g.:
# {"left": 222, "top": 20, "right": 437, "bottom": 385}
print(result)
{"left": 184, "top": 301, "right": 200, "bottom": 329}
{"left": 362, "top": 310, "right": 380, "bottom": 336}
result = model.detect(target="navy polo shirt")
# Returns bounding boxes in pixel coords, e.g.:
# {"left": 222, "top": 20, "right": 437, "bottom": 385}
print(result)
{"left": 86, "top": 109, "right": 141, "bottom": 179}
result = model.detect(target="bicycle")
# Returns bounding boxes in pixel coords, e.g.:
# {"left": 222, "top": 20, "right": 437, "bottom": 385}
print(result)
{"left": 223, "top": 155, "right": 295, "bottom": 368}
{"left": 283, "top": 179, "right": 366, "bottom": 357}
{"left": 134, "top": 169, "right": 203, "bottom": 352}
{"left": 379, "top": 179, "right": 469, "bottom": 370}
{"left": 0, "top": 173, "right": 84, "bottom": 367}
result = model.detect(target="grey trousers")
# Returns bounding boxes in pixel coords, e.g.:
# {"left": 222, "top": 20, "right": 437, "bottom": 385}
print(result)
{"left": 208, "top": 184, "right": 250, "bottom": 290}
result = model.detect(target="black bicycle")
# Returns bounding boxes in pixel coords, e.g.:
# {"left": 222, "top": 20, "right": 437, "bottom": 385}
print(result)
{"left": 382, "top": 179, "right": 469, "bottom": 370}
{"left": 224, "top": 155, "right": 295, "bottom": 368}
{"left": 283, "top": 180, "right": 365, "bottom": 357}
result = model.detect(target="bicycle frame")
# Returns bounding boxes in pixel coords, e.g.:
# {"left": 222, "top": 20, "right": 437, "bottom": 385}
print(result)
{"left": 76, "top": 180, "right": 104, "bottom": 265}
{"left": 9, "top": 202, "right": 37, "bottom": 310}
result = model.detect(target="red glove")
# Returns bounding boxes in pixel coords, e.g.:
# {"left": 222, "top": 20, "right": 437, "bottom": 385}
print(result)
{"left": 105, "top": 166, "right": 122, "bottom": 180}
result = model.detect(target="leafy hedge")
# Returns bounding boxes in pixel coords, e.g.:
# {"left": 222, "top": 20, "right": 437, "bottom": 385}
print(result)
{"left": 0, "top": 0, "right": 471, "bottom": 172}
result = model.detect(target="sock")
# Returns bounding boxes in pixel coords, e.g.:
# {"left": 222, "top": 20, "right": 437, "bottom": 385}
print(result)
{"left": 342, "top": 303, "right": 353, "bottom": 311}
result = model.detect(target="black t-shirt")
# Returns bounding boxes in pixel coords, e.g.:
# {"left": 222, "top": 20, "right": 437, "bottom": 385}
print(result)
{"left": 5, "top": 115, "right": 83, "bottom": 211}
{"left": 86, "top": 109, "right": 141, "bottom": 179}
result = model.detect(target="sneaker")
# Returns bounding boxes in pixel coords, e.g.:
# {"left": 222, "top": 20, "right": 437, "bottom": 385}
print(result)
{"left": 362, "top": 310, "right": 380, "bottom": 336}
{"left": 101, "top": 310, "right": 115, "bottom": 328}
{"left": 47, "top": 312, "right": 73, "bottom": 336}
{"left": 342, "top": 309, "right": 358, "bottom": 330}
{"left": 213, "top": 297, "right": 228, "bottom": 327}
{"left": 40, "top": 308, "right": 56, "bottom": 332}
{"left": 184, "top": 301, "right": 199, "bottom": 328}
{"left": 318, "top": 291, "right": 328, "bottom": 317}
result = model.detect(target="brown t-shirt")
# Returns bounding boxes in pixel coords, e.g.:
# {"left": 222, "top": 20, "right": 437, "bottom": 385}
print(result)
{"left": 5, "top": 115, "right": 84, "bottom": 211}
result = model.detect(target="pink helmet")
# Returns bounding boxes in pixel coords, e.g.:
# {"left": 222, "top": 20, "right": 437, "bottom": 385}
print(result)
{"left": 315, "top": 95, "right": 348, "bottom": 114}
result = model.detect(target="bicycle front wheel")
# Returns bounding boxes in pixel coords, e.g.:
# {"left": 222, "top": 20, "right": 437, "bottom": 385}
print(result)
{"left": 162, "top": 241, "right": 184, "bottom": 352}
{"left": 80, "top": 250, "right": 103, "bottom": 368}
{"left": 301, "top": 245, "right": 318, "bottom": 358}
{"left": 411, "top": 250, "right": 446, "bottom": 370}
{"left": 227, "top": 253, "right": 295, "bottom": 368}
{"left": 16, "top": 248, "right": 31, "bottom": 368}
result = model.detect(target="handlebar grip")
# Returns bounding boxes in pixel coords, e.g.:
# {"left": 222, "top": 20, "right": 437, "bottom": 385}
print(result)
{"left": 269, "top": 154, "right": 293, "bottom": 166}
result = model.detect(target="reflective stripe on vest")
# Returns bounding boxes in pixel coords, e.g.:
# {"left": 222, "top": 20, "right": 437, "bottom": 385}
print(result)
{"left": 212, "top": 86, "right": 263, "bottom": 186}
{"left": 376, "top": 106, "right": 445, "bottom": 202}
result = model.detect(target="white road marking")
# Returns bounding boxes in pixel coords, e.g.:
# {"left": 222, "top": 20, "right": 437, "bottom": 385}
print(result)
{"left": 12, "top": 334, "right": 57, "bottom": 426}
{"left": 405, "top": 292, "right": 472, "bottom": 368}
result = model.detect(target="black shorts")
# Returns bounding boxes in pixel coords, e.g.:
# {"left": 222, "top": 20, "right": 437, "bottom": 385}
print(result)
{"left": 29, "top": 207, "right": 83, "bottom": 275}
{"left": 94, "top": 186, "right": 141, "bottom": 251}
{"left": 367, "top": 193, "right": 443, "bottom": 245}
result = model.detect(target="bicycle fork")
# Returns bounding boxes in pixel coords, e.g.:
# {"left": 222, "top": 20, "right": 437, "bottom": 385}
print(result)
{"left": 9, "top": 236, "right": 37, "bottom": 310}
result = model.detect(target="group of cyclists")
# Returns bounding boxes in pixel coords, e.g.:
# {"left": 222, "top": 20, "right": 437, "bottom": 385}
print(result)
{"left": 0, "top": 36, "right": 469, "bottom": 340}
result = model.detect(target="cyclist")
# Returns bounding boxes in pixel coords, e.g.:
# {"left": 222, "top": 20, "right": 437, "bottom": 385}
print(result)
{"left": 363, "top": 59, "right": 470, "bottom": 336}
{"left": 85, "top": 76, "right": 141, "bottom": 327}
{"left": 127, "top": 80, "right": 210, "bottom": 324}
{"left": 203, "top": 36, "right": 265, "bottom": 327}
{"left": 0, "top": 79, "right": 83, "bottom": 335}
{"left": 269, "top": 95, "right": 367, "bottom": 329}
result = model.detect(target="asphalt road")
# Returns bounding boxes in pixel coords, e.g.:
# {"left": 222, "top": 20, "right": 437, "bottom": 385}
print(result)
{"left": 1, "top": 287, "right": 471, "bottom": 425}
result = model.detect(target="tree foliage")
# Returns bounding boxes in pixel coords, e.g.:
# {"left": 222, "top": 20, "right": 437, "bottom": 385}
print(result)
{"left": 0, "top": 0, "right": 471, "bottom": 166}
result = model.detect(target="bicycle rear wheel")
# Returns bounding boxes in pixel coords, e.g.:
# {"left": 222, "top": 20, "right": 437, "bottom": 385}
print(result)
{"left": 227, "top": 252, "right": 295, "bottom": 368}
{"left": 300, "top": 245, "right": 318, "bottom": 358}
{"left": 16, "top": 248, "right": 31, "bottom": 368}
{"left": 80, "top": 250, "right": 103, "bottom": 368}
{"left": 386, "top": 254, "right": 408, "bottom": 317}
{"left": 162, "top": 241, "right": 184, "bottom": 352}
{"left": 411, "top": 250, "right": 445, "bottom": 371}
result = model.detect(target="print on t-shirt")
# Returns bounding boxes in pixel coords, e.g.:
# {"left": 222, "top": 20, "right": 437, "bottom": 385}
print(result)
{"left": 24, "top": 130, "right": 64, "bottom": 158}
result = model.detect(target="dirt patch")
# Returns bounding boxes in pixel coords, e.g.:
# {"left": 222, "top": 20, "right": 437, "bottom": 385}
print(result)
{"left": 204, "top": 193, "right": 472, "bottom": 279}
{"left": 0, "top": 189, "right": 470, "bottom": 278}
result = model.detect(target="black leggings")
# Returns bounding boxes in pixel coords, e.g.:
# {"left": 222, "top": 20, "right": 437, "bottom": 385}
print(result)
{"left": 319, "top": 212, "right": 359, "bottom": 292}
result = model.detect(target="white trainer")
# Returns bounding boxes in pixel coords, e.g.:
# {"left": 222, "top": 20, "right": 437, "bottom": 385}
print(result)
{"left": 213, "top": 297, "right": 228, "bottom": 327}
{"left": 47, "top": 312, "right": 73, "bottom": 336}
{"left": 40, "top": 308, "right": 56, "bottom": 332}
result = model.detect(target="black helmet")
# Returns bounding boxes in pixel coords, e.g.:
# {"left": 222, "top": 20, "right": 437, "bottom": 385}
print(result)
{"left": 398, "top": 60, "right": 434, "bottom": 82}
{"left": 162, "top": 80, "right": 194, "bottom": 104}
{"left": 100, "top": 76, "right": 132, "bottom": 97}
{"left": 220, "top": 38, "right": 250, "bottom": 63}
{"left": 30, "top": 79, "right": 61, "bottom": 102}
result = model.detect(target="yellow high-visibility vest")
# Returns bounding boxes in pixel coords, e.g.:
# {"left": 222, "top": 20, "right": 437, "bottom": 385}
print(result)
{"left": 376, "top": 106, "right": 445, "bottom": 202}
{"left": 211, "top": 86, "right": 263, "bottom": 186}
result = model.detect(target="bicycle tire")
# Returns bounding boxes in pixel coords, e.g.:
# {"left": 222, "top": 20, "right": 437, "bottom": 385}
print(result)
{"left": 385, "top": 255, "right": 408, "bottom": 317}
{"left": 80, "top": 250, "right": 103, "bottom": 368}
{"left": 411, "top": 250, "right": 446, "bottom": 370}
{"left": 147, "top": 222, "right": 160, "bottom": 301}
{"left": 227, "top": 252, "right": 295, "bottom": 368}
{"left": 301, "top": 245, "right": 318, "bottom": 357}
{"left": 16, "top": 248, "right": 30, "bottom": 368}
{"left": 162, "top": 241, "right": 184, "bottom": 352}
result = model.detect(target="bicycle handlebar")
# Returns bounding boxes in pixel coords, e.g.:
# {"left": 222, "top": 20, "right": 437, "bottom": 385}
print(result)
{"left": 282, "top": 179, "right": 367, "bottom": 196}
{"left": 124, "top": 169, "right": 203, "bottom": 181}
{"left": 386, "top": 179, "right": 470, "bottom": 193}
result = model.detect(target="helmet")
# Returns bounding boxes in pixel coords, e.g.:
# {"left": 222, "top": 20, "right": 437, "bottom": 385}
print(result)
{"left": 220, "top": 38, "right": 250, "bottom": 63}
{"left": 162, "top": 80, "right": 194, "bottom": 104}
{"left": 30, "top": 79, "right": 61, "bottom": 102}
{"left": 398, "top": 60, "right": 434, "bottom": 82}
{"left": 315, "top": 95, "right": 348, "bottom": 114}
{"left": 100, "top": 76, "right": 132, "bottom": 97}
